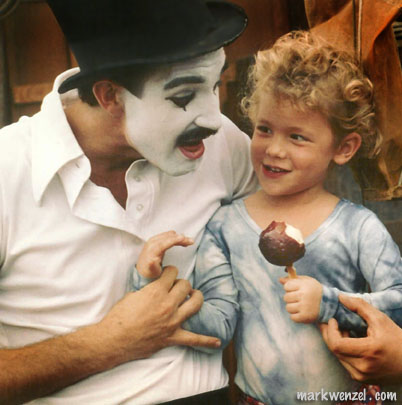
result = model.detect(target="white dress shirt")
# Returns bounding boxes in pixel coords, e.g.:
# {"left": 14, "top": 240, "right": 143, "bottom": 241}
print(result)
{"left": 0, "top": 69, "right": 257, "bottom": 404}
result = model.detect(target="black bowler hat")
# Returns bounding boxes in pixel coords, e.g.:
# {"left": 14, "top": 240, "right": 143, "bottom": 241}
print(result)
{"left": 46, "top": 0, "right": 247, "bottom": 93}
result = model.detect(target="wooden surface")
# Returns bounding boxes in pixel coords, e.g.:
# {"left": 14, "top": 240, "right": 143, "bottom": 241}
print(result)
{"left": 2, "top": 0, "right": 74, "bottom": 121}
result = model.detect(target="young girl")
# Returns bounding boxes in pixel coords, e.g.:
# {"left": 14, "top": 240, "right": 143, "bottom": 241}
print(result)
{"left": 134, "top": 31, "right": 402, "bottom": 404}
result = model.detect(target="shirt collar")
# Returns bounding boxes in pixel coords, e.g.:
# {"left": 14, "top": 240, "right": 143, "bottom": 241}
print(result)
{"left": 31, "top": 68, "right": 88, "bottom": 204}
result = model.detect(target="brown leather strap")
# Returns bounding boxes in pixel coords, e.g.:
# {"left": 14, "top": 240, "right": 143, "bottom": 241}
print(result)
{"left": 160, "top": 387, "right": 230, "bottom": 405}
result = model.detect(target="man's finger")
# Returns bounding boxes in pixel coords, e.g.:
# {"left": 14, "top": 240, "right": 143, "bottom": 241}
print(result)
{"left": 321, "top": 319, "right": 348, "bottom": 349}
{"left": 168, "top": 328, "right": 221, "bottom": 349}
{"left": 319, "top": 322, "right": 329, "bottom": 344}
{"left": 169, "top": 278, "right": 193, "bottom": 304}
{"left": 175, "top": 289, "right": 204, "bottom": 322}
{"left": 335, "top": 357, "right": 367, "bottom": 381}
{"left": 341, "top": 329, "right": 350, "bottom": 338}
{"left": 320, "top": 321, "right": 369, "bottom": 381}
{"left": 325, "top": 318, "right": 371, "bottom": 357}
{"left": 338, "top": 295, "right": 382, "bottom": 327}
{"left": 156, "top": 265, "right": 179, "bottom": 289}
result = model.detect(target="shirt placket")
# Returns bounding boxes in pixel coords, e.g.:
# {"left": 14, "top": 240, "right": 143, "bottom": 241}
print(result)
{"left": 125, "top": 161, "right": 155, "bottom": 238}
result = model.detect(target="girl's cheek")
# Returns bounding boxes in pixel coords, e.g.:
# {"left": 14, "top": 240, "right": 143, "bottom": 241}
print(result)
{"left": 250, "top": 141, "right": 260, "bottom": 163}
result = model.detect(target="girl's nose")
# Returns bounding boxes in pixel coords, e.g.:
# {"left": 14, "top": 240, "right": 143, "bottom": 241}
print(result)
{"left": 265, "top": 136, "right": 287, "bottom": 159}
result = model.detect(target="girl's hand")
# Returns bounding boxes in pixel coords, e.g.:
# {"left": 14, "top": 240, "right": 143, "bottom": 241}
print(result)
{"left": 136, "top": 231, "right": 194, "bottom": 279}
{"left": 279, "top": 275, "right": 323, "bottom": 323}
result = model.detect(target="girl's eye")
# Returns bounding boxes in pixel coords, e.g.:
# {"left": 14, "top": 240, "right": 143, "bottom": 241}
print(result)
{"left": 166, "top": 92, "right": 195, "bottom": 110}
{"left": 290, "top": 133, "right": 308, "bottom": 142}
{"left": 256, "top": 125, "right": 272, "bottom": 134}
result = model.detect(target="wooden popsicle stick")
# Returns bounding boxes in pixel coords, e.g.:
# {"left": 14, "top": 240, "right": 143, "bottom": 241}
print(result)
{"left": 286, "top": 265, "right": 297, "bottom": 278}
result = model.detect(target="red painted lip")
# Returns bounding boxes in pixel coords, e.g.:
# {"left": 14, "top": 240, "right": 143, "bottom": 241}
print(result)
{"left": 179, "top": 141, "right": 205, "bottom": 160}
{"left": 262, "top": 164, "right": 290, "bottom": 179}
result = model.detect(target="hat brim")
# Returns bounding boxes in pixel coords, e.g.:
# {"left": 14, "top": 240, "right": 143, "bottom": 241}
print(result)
{"left": 58, "top": 1, "right": 247, "bottom": 93}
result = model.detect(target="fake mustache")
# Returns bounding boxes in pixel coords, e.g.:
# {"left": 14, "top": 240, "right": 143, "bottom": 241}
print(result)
{"left": 176, "top": 127, "right": 218, "bottom": 147}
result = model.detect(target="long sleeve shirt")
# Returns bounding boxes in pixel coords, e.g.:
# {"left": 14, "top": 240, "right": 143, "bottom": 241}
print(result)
{"left": 184, "top": 198, "right": 402, "bottom": 404}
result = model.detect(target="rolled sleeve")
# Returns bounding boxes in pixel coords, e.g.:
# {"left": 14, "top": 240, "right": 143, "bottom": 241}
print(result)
{"left": 318, "top": 285, "right": 340, "bottom": 323}
{"left": 131, "top": 266, "right": 154, "bottom": 291}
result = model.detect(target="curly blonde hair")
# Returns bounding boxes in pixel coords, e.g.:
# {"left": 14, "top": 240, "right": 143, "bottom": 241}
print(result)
{"left": 242, "top": 31, "right": 381, "bottom": 159}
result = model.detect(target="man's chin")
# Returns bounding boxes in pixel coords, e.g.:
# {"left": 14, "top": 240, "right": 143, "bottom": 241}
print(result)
{"left": 157, "top": 158, "right": 202, "bottom": 177}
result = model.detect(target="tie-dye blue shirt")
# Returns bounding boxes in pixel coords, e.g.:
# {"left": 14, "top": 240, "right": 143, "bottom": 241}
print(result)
{"left": 183, "top": 198, "right": 402, "bottom": 404}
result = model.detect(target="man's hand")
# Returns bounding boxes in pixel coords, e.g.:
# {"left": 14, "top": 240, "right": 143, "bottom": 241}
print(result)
{"left": 136, "top": 231, "right": 194, "bottom": 279}
{"left": 320, "top": 294, "right": 402, "bottom": 383}
{"left": 98, "top": 265, "right": 221, "bottom": 362}
{"left": 280, "top": 275, "right": 323, "bottom": 323}
{"left": 0, "top": 266, "right": 220, "bottom": 405}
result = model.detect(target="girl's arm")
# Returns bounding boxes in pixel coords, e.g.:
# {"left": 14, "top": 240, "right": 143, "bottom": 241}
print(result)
{"left": 281, "top": 212, "right": 402, "bottom": 336}
{"left": 182, "top": 225, "right": 239, "bottom": 352}
{"left": 132, "top": 227, "right": 239, "bottom": 353}
{"left": 318, "top": 213, "right": 402, "bottom": 335}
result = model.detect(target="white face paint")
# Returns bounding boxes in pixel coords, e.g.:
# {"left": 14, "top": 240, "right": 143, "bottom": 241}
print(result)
{"left": 122, "top": 48, "right": 226, "bottom": 176}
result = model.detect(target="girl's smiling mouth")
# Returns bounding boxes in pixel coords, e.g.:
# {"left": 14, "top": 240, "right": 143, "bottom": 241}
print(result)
{"left": 262, "top": 164, "right": 291, "bottom": 178}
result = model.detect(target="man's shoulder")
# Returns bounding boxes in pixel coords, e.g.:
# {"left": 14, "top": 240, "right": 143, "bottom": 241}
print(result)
{"left": 219, "top": 114, "right": 250, "bottom": 141}
{"left": 0, "top": 119, "right": 34, "bottom": 204}
{"left": 0, "top": 117, "right": 32, "bottom": 164}
{"left": 204, "top": 114, "right": 251, "bottom": 165}
{"left": 206, "top": 199, "right": 244, "bottom": 231}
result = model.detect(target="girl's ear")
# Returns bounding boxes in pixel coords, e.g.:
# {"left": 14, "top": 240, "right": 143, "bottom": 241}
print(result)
{"left": 333, "top": 132, "right": 362, "bottom": 165}
{"left": 92, "top": 81, "right": 125, "bottom": 118}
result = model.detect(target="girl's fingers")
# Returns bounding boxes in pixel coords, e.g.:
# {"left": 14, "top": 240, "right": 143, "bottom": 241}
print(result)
{"left": 285, "top": 303, "right": 299, "bottom": 314}
{"left": 150, "top": 232, "right": 194, "bottom": 256}
{"left": 283, "top": 291, "right": 300, "bottom": 303}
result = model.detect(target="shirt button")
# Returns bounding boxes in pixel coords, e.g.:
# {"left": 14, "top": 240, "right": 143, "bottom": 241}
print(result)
{"left": 134, "top": 176, "right": 141, "bottom": 182}
{"left": 136, "top": 204, "right": 144, "bottom": 211}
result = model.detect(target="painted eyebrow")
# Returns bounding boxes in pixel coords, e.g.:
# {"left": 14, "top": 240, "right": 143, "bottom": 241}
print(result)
{"left": 164, "top": 76, "right": 205, "bottom": 90}
{"left": 163, "top": 58, "right": 227, "bottom": 90}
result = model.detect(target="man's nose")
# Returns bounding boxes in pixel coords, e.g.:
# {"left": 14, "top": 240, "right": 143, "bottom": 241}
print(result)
{"left": 194, "top": 93, "right": 222, "bottom": 132}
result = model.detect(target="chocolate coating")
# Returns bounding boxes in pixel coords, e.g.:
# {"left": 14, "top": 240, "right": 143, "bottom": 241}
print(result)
{"left": 259, "top": 221, "right": 305, "bottom": 266}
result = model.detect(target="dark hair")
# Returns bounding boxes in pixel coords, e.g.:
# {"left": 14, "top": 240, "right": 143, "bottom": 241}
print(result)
{"left": 78, "top": 65, "right": 161, "bottom": 106}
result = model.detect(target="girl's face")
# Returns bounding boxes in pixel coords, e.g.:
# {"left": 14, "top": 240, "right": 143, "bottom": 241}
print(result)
{"left": 251, "top": 94, "right": 339, "bottom": 200}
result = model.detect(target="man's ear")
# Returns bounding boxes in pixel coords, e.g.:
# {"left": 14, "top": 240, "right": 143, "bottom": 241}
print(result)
{"left": 92, "top": 81, "right": 124, "bottom": 118}
{"left": 333, "top": 132, "right": 362, "bottom": 165}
